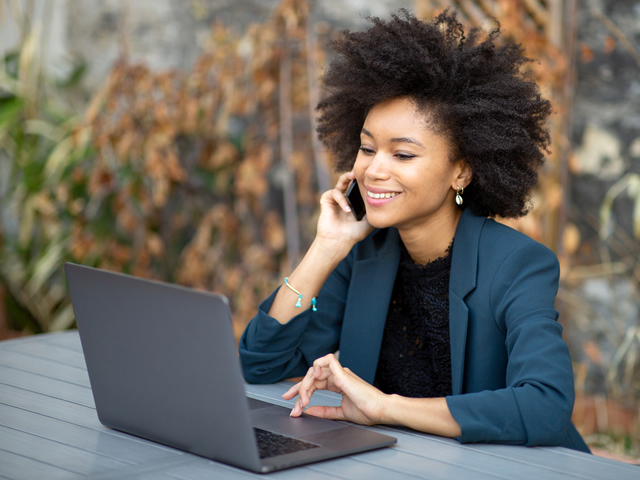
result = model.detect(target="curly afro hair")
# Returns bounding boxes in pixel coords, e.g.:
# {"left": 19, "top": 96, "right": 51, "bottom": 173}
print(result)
{"left": 316, "top": 9, "right": 552, "bottom": 218}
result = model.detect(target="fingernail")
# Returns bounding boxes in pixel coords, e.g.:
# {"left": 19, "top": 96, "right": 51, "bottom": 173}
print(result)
{"left": 345, "top": 206, "right": 351, "bottom": 212}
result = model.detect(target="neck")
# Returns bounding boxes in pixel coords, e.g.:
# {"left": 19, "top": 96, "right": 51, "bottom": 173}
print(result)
{"left": 398, "top": 207, "right": 462, "bottom": 265}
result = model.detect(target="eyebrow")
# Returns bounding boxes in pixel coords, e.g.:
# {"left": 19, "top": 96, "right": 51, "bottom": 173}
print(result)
{"left": 361, "top": 127, "right": 424, "bottom": 147}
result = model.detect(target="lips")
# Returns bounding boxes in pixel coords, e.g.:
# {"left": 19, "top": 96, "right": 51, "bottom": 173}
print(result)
{"left": 367, "top": 191, "right": 399, "bottom": 199}
{"left": 364, "top": 186, "right": 401, "bottom": 205}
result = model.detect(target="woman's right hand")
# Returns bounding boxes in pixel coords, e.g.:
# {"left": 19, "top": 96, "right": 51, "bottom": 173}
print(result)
{"left": 316, "top": 171, "right": 374, "bottom": 249}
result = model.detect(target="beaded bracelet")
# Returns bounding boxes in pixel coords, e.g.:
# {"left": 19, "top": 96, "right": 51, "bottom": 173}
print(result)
{"left": 283, "top": 277, "right": 317, "bottom": 312}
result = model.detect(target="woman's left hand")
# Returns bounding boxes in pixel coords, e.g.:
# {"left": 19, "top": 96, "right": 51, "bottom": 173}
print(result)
{"left": 282, "top": 353, "right": 389, "bottom": 425}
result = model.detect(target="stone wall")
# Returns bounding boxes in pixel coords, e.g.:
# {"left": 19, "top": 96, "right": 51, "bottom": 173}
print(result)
{"left": 563, "top": 0, "right": 640, "bottom": 403}
{"left": 570, "top": 0, "right": 640, "bottom": 252}
{"left": 1, "top": 0, "right": 412, "bottom": 91}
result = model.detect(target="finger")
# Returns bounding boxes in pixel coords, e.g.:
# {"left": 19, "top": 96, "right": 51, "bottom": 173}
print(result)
{"left": 334, "top": 171, "right": 355, "bottom": 192}
{"left": 316, "top": 353, "right": 344, "bottom": 379}
{"left": 312, "top": 353, "right": 344, "bottom": 373}
{"left": 306, "top": 355, "right": 342, "bottom": 394}
{"left": 328, "top": 353, "right": 348, "bottom": 375}
{"left": 297, "top": 354, "right": 342, "bottom": 411}
{"left": 321, "top": 187, "right": 352, "bottom": 215}
{"left": 333, "top": 189, "right": 353, "bottom": 215}
{"left": 310, "top": 355, "right": 337, "bottom": 381}
{"left": 298, "top": 367, "right": 317, "bottom": 408}
{"left": 321, "top": 354, "right": 351, "bottom": 392}
{"left": 304, "top": 405, "right": 346, "bottom": 421}
{"left": 290, "top": 398, "right": 303, "bottom": 417}
{"left": 313, "top": 362, "right": 334, "bottom": 382}
{"left": 282, "top": 382, "right": 301, "bottom": 400}
{"left": 312, "top": 352, "right": 338, "bottom": 367}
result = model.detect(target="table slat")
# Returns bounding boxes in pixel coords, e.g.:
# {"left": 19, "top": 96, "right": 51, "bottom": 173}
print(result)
{"left": 5, "top": 340, "right": 86, "bottom": 368}
{"left": 164, "top": 458, "right": 340, "bottom": 480}
{"left": 0, "top": 449, "right": 83, "bottom": 480}
{"left": 70, "top": 457, "right": 203, "bottom": 480}
{"left": 465, "top": 441, "right": 640, "bottom": 478}
{"left": 0, "top": 348, "right": 90, "bottom": 387}
{"left": 0, "top": 425, "right": 130, "bottom": 476}
{"left": 0, "top": 364, "right": 94, "bottom": 407}
{"left": 40, "top": 331, "right": 85, "bottom": 352}
{"left": 352, "top": 447, "right": 504, "bottom": 480}
{"left": 307, "top": 454, "right": 447, "bottom": 480}
{"left": 0, "top": 402, "right": 178, "bottom": 465}
{"left": 0, "top": 382, "right": 179, "bottom": 455}
{"left": 361, "top": 427, "right": 582, "bottom": 480}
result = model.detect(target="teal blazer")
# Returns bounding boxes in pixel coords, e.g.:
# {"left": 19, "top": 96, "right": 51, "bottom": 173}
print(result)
{"left": 239, "top": 209, "right": 589, "bottom": 452}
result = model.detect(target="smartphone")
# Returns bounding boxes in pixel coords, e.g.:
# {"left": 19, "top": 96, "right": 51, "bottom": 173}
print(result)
{"left": 346, "top": 179, "right": 366, "bottom": 221}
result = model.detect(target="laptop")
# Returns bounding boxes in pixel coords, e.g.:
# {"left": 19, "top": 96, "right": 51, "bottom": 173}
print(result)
{"left": 65, "top": 263, "right": 396, "bottom": 473}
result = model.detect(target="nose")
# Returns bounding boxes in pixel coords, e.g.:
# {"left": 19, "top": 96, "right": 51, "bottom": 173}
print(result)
{"left": 364, "top": 152, "right": 390, "bottom": 181}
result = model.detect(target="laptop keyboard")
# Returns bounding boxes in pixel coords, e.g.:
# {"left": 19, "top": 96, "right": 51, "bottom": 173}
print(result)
{"left": 254, "top": 427, "right": 319, "bottom": 459}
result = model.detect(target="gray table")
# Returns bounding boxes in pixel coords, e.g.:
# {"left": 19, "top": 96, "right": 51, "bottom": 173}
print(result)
{"left": 0, "top": 331, "right": 637, "bottom": 479}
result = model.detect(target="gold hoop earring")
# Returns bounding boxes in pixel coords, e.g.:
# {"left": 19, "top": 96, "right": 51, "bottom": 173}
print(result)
{"left": 455, "top": 186, "right": 464, "bottom": 205}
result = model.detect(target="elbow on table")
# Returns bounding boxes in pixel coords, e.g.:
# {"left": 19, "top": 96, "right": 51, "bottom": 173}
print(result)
{"left": 451, "top": 383, "right": 575, "bottom": 447}
{"left": 523, "top": 388, "right": 574, "bottom": 447}
{"left": 237, "top": 335, "right": 287, "bottom": 384}
{"left": 240, "top": 363, "right": 283, "bottom": 384}
{"left": 238, "top": 349, "right": 306, "bottom": 385}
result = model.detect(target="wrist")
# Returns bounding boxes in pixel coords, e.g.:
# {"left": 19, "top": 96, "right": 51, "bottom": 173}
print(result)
{"left": 310, "top": 236, "right": 354, "bottom": 266}
{"left": 379, "top": 393, "right": 400, "bottom": 425}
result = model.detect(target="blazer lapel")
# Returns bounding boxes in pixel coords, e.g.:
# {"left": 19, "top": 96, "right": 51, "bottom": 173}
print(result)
{"left": 449, "top": 209, "right": 485, "bottom": 395}
{"left": 339, "top": 229, "right": 401, "bottom": 384}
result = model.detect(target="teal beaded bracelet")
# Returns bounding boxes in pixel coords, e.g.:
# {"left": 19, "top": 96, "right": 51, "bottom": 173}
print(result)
{"left": 283, "top": 277, "right": 317, "bottom": 312}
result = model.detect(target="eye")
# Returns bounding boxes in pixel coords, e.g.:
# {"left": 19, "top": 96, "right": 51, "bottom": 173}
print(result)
{"left": 358, "top": 146, "right": 375, "bottom": 155}
{"left": 395, "top": 153, "right": 416, "bottom": 160}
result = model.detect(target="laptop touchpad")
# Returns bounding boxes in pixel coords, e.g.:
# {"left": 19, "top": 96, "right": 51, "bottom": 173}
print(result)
{"left": 250, "top": 406, "right": 346, "bottom": 437}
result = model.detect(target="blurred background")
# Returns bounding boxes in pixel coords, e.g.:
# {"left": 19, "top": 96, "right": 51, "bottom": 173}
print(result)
{"left": 0, "top": 0, "right": 639, "bottom": 462}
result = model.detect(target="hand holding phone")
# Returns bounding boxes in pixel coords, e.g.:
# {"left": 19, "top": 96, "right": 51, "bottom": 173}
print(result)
{"left": 346, "top": 179, "right": 366, "bottom": 221}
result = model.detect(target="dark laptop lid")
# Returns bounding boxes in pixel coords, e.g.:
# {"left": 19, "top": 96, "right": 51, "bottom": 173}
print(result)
{"left": 65, "top": 263, "right": 262, "bottom": 472}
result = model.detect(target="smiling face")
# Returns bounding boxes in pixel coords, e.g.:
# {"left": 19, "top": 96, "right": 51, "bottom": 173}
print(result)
{"left": 353, "top": 97, "right": 470, "bottom": 235}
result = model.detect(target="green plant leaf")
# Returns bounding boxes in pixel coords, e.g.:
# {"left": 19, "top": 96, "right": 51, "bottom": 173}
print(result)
{"left": 0, "top": 96, "right": 24, "bottom": 127}
{"left": 44, "top": 136, "right": 75, "bottom": 184}
{"left": 24, "top": 238, "right": 66, "bottom": 297}
{"left": 56, "top": 59, "right": 87, "bottom": 89}
{"left": 25, "top": 118, "right": 63, "bottom": 142}
{"left": 3, "top": 51, "right": 20, "bottom": 80}
{"left": 18, "top": 195, "right": 35, "bottom": 249}
{"left": 49, "top": 302, "right": 75, "bottom": 331}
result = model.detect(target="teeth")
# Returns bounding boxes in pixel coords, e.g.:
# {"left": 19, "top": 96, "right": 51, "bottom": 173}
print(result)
{"left": 367, "top": 191, "right": 398, "bottom": 199}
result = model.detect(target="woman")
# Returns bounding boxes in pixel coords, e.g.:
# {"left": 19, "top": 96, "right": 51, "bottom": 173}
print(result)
{"left": 239, "top": 10, "right": 589, "bottom": 452}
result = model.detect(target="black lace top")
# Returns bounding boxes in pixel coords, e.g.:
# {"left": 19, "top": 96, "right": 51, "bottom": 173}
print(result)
{"left": 374, "top": 242, "right": 453, "bottom": 398}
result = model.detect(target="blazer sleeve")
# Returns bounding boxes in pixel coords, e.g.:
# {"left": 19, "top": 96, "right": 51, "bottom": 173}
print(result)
{"left": 446, "top": 241, "right": 576, "bottom": 447}
{"left": 238, "top": 249, "right": 354, "bottom": 384}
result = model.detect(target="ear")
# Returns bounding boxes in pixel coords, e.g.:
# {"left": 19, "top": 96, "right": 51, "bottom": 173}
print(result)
{"left": 452, "top": 161, "right": 472, "bottom": 190}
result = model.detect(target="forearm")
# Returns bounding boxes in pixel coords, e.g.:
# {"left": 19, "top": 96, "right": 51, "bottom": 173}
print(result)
{"left": 240, "top": 239, "right": 356, "bottom": 383}
{"left": 268, "top": 237, "right": 353, "bottom": 324}
{"left": 383, "top": 395, "right": 462, "bottom": 438}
